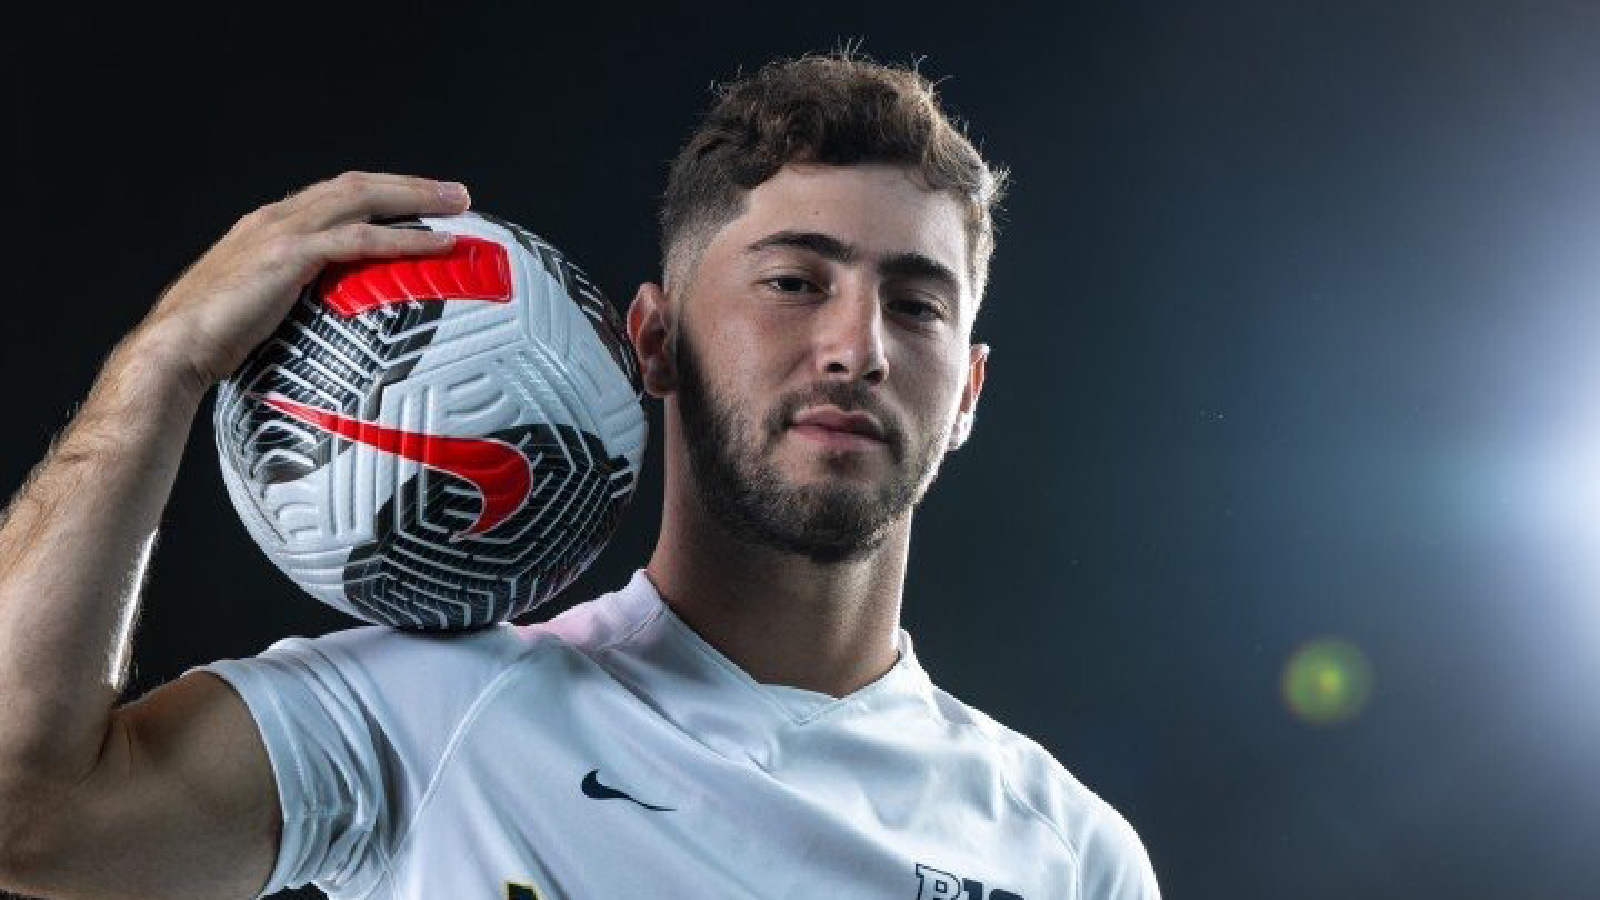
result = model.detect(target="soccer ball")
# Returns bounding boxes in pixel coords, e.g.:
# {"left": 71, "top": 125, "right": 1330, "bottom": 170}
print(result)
{"left": 213, "top": 211, "right": 647, "bottom": 630}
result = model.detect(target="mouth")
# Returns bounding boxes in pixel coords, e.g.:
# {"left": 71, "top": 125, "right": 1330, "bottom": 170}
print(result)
{"left": 792, "top": 405, "right": 885, "bottom": 436}
{"left": 788, "top": 422, "right": 886, "bottom": 451}
{"left": 788, "top": 405, "right": 888, "bottom": 452}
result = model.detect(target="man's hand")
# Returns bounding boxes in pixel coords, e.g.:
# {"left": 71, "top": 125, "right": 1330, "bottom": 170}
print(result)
{"left": 136, "top": 171, "right": 471, "bottom": 394}
{"left": 0, "top": 171, "right": 470, "bottom": 897}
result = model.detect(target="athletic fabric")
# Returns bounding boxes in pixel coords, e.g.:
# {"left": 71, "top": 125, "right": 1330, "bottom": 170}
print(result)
{"left": 199, "top": 569, "right": 1160, "bottom": 899}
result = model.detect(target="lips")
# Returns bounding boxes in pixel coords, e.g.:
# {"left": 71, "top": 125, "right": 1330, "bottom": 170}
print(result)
{"left": 791, "top": 407, "right": 885, "bottom": 442}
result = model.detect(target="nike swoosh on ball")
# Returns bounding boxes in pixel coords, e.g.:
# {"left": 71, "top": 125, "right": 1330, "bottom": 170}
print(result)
{"left": 258, "top": 393, "right": 532, "bottom": 540}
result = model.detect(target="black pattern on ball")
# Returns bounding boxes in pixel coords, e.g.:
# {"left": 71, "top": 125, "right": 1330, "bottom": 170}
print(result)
{"left": 341, "top": 422, "right": 636, "bottom": 630}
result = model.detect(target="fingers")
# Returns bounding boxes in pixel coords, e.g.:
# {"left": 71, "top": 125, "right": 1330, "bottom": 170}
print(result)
{"left": 134, "top": 172, "right": 474, "bottom": 390}
{"left": 274, "top": 171, "right": 471, "bottom": 232}
{"left": 305, "top": 222, "right": 458, "bottom": 264}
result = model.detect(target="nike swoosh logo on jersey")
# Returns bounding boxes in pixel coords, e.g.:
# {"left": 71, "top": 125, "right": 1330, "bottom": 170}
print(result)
{"left": 257, "top": 393, "right": 532, "bottom": 540}
{"left": 581, "top": 769, "right": 674, "bottom": 812}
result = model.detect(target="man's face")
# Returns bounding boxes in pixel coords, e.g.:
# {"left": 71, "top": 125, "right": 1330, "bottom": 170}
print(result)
{"left": 668, "top": 163, "right": 986, "bottom": 564}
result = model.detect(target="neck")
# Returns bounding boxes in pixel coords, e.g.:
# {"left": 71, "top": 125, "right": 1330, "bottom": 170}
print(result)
{"left": 646, "top": 433, "right": 910, "bottom": 698}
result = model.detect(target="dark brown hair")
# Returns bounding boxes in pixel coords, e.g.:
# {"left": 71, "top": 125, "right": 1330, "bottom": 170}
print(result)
{"left": 659, "top": 49, "right": 1009, "bottom": 313}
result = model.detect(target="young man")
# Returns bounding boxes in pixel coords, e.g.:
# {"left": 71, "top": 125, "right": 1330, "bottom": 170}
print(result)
{"left": 0, "top": 53, "right": 1159, "bottom": 898}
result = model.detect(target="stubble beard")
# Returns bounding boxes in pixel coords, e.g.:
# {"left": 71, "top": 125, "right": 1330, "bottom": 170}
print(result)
{"left": 673, "top": 329, "right": 946, "bottom": 565}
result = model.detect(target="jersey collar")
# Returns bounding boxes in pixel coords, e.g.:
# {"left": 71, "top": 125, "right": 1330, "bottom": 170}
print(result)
{"left": 586, "top": 569, "right": 939, "bottom": 765}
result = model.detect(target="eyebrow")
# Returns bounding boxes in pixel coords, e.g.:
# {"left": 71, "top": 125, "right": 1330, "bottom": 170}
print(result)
{"left": 744, "top": 230, "right": 963, "bottom": 298}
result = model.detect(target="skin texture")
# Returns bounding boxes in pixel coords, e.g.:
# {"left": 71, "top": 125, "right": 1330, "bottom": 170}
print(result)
{"left": 0, "top": 172, "right": 471, "bottom": 899}
{"left": 0, "top": 162, "right": 991, "bottom": 898}
{"left": 629, "top": 162, "right": 989, "bottom": 697}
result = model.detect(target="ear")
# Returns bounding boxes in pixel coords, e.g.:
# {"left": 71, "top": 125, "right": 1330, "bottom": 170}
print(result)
{"left": 948, "top": 343, "right": 989, "bottom": 451}
{"left": 627, "top": 281, "right": 678, "bottom": 398}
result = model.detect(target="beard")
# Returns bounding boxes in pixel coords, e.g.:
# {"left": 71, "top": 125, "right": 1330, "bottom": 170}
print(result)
{"left": 673, "top": 329, "right": 948, "bottom": 564}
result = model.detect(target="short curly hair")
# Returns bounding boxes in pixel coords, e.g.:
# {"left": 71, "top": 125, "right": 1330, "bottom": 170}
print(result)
{"left": 659, "top": 49, "right": 1009, "bottom": 317}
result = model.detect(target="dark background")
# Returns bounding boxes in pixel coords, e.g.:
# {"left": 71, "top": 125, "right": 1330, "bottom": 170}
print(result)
{"left": 6, "top": 1, "right": 1600, "bottom": 897}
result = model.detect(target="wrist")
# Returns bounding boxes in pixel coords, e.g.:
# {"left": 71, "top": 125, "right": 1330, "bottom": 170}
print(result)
{"left": 66, "top": 328, "right": 212, "bottom": 452}
{"left": 113, "top": 320, "right": 214, "bottom": 408}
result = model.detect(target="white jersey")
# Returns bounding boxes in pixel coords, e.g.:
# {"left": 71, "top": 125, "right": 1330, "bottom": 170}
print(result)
{"left": 200, "top": 569, "right": 1159, "bottom": 899}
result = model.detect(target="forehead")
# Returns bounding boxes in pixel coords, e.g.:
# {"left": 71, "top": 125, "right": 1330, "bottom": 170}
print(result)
{"left": 713, "top": 163, "right": 969, "bottom": 290}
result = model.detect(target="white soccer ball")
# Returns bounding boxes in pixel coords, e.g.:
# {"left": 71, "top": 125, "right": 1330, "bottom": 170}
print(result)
{"left": 213, "top": 211, "right": 647, "bottom": 629}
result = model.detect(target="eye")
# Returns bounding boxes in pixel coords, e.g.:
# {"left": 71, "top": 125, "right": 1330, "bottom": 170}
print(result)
{"left": 761, "top": 275, "right": 822, "bottom": 295}
{"left": 889, "top": 294, "right": 945, "bottom": 322}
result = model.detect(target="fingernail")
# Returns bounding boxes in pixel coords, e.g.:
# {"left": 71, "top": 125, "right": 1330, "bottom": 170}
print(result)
{"left": 437, "top": 181, "right": 470, "bottom": 204}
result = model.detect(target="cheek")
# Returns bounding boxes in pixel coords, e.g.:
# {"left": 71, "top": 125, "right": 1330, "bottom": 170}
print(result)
{"left": 902, "top": 348, "right": 967, "bottom": 418}
{"left": 708, "top": 318, "right": 800, "bottom": 397}
{"left": 692, "top": 337, "right": 771, "bottom": 435}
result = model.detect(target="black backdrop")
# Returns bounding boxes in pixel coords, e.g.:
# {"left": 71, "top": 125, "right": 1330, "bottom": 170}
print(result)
{"left": 6, "top": 2, "right": 1600, "bottom": 897}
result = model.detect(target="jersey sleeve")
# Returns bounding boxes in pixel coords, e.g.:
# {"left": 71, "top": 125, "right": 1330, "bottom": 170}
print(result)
{"left": 195, "top": 623, "right": 533, "bottom": 898}
{"left": 974, "top": 714, "right": 1162, "bottom": 899}
{"left": 1076, "top": 799, "right": 1161, "bottom": 899}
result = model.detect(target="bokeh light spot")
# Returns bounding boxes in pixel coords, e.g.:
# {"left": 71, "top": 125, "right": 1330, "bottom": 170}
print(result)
{"left": 1282, "top": 637, "right": 1374, "bottom": 726}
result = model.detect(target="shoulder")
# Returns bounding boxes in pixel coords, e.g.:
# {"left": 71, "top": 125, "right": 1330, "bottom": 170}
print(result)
{"left": 249, "top": 586, "right": 629, "bottom": 677}
{"left": 201, "top": 600, "right": 615, "bottom": 737}
{"left": 195, "top": 600, "right": 615, "bottom": 803}
{"left": 930, "top": 689, "right": 1161, "bottom": 898}
{"left": 248, "top": 618, "right": 573, "bottom": 688}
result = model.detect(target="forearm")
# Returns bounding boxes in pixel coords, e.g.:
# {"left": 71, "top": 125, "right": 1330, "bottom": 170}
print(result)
{"left": 0, "top": 325, "right": 204, "bottom": 790}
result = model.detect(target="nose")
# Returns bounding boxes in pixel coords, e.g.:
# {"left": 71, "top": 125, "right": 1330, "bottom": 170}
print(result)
{"left": 814, "top": 286, "right": 888, "bottom": 386}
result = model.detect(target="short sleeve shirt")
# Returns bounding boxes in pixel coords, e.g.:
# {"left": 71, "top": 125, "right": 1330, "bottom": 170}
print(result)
{"left": 199, "top": 569, "right": 1160, "bottom": 899}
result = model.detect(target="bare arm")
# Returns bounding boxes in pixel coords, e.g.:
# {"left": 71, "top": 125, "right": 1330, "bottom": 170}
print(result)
{"left": 0, "top": 172, "right": 471, "bottom": 898}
